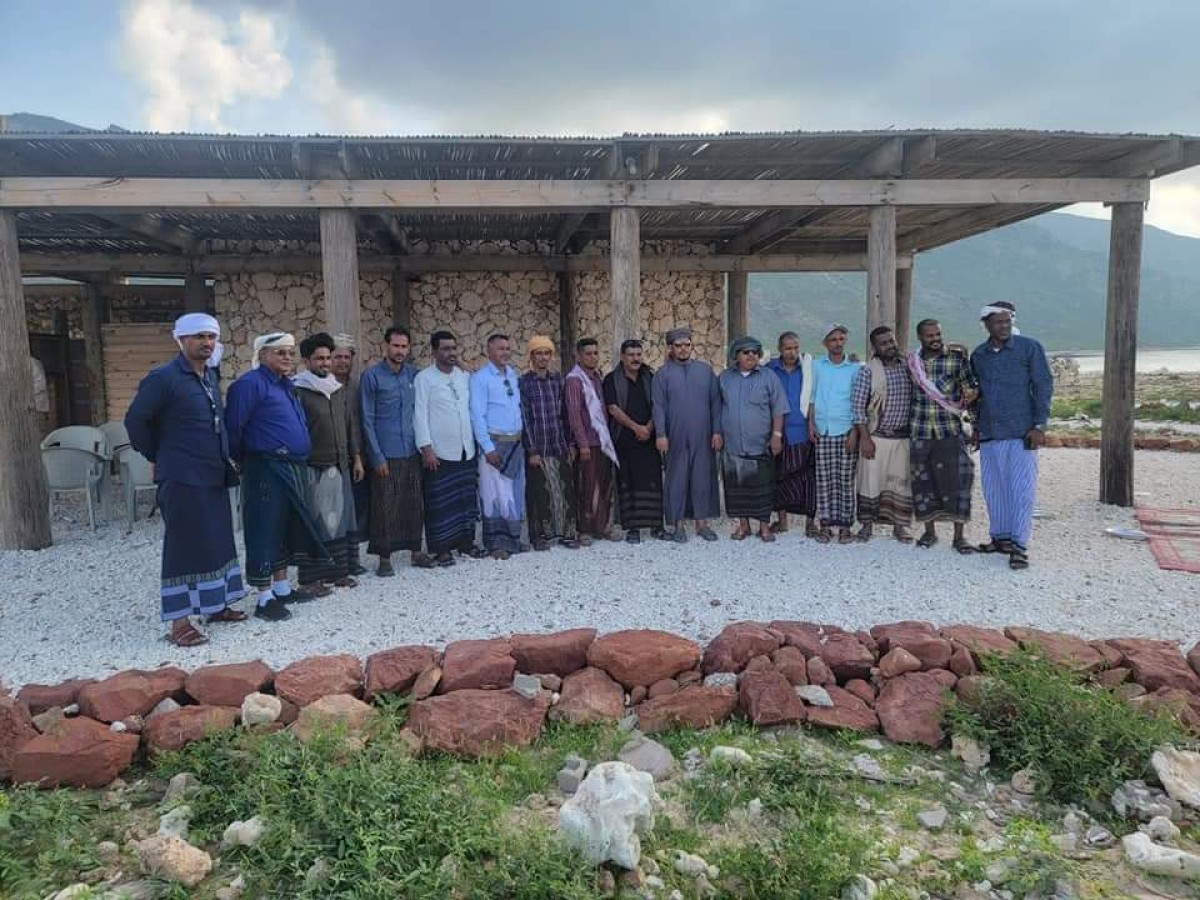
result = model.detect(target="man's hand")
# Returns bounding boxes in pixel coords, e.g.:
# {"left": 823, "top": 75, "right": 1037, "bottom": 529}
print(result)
{"left": 374, "top": 462, "right": 389, "bottom": 479}
{"left": 421, "top": 447, "right": 440, "bottom": 471}
{"left": 1025, "top": 428, "right": 1046, "bottom": 450}
{"left": 711, "top": 433, "right": 724, "bottom": 453}
{"left": 656, "top": 437, "right": 669, "bottom": 456}
{"left": 859, "top": 435, "right": 876, "bottom": 460}
{"left": 352, "top": 458, "right": 365, "bottom": 483}
{"left": 567, "top": 446, "right": 577, "bottom": 463}
{"left": 633, "top": 423, "right": 651, "bottom": 442}
{"left": 962, "top": 386, "right": 979, "bottom": 404}
{"left": 769, "top": 434, "right": 783, "bottom": 457}
{"left": 486, "top": 450, "right": 502, "bottom": 468}
{"left": 845, "top": 431, "right": 859, "bottom": 453}
{"left": 807, "top": 420, "right": 818, "bottom": 444}
{"left": 578, "top": 446, "right": 592, "bottom": 462}
{"left": 528, "top": 453, "right": 543, "bottom": 469}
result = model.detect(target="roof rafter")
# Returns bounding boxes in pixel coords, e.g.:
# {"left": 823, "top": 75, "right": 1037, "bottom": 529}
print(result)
{"left": 553, "top": 143, "right": 621, "bottom": 252}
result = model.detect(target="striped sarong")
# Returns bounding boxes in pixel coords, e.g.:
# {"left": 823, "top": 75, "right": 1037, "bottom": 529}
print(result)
{"left": 774, "top": 439, "right": 816, "bottom": 517}
{"left": 526, "top": 455, "right": 577, "bottom": 543}
{"left": 856, "top": 436, "right": 913, "bottom": 526}
{"left": 615, "top": 441, "right": 663, "bottom": 530}
{"left": 297, "top": 464, "right": 356, "bottom": 584}
{"left": 368, "top": 456, "right": 424, "bottom": 556}
{"left": 576, "top": 450, "right": 615, "bottom": 538}
{"left": 422, "top": 455, "right": 478, "bottom": 554}
{"left": 815, "top": 433, "right": 859, "bottom": 529}
{"left": 911, "top": 435, "right": 973, "bottom": 523}
{"left": 158, "top": 482, "right": 245, "bottom": 622}
{"left": 723, "top": 454, "right": 775, "bottom": 523}
{"left": 980, "top": 438, "right": 1039, "bottom": 551}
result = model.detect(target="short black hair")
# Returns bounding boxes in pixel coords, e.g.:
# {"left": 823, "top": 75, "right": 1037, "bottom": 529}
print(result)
{"left": 486, "top": 333, "right": 510, "bottom": 346}
{"left": 869, "top": 325, "right": 893, "bottom": 344}
{"left": 576, "top": 337, "right": 599, "bottom": 352}
{"left": 915, "top": 318, "right": 940, "bottom": 335}
{"left": 299, "top": 332, "right": 335, "bottom": 359}
{"left": 620, "top": 339, "right": 643, "bottom": 354}
{"left": 777, "top": 331, "right": 799, "bottom": 349}
{"left": 430, "top": 330, "right": 456, "bottom": 350}
{"left": 384, "top": 325, "right": 411, "bottom": 344}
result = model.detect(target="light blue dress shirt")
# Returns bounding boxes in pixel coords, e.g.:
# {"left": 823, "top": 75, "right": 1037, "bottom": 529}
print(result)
{"left": 469, "top": 362, "right": 523, "bottom": 454}
{"left": 811, "top": 356, "right": 862, "bottom": 437}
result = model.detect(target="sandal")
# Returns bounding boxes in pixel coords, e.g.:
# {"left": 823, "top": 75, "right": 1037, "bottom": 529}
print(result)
{"left": 697, "top": 526, "right": 718, "bottom": 542}
{"left": 837, "top": 529, "right": 856, "bottom": 544}
{"left": 333, "top": 576, "right": 359, "bottom": 587}
{"left": 167, "top": 622, "right": 209, "bottom": 647}
{"left": 730, "top": 524, "right": 750, "bottom": 541}
{"left": 436, "top": 553, "right": 455, "bottom": 567}
{"left": 916, "top": 532, "right": 939, "bottom": 549}
{"left": 805, "top": 521, "right": 820, "bottom": 538}
{"left": 413, "top": 555, "right": 438, "bottom": 570}
{"left": 894, "top": 527, "right": 914, "bottom": 544}
{"left": 759, "top": 528, "right": 776, "bottom": 543}
{"left": 977, "top": 540, "right": 1013, "bottom": 554}
{"left": 814, "top": 528, "right": 833, "bottom": 544}
{"left": 952, "top": 539, "right": 975, "bottom": 555}
{"left": 1008, "top": 550, "right": 1030, "bottom": 570}
{"left": 205, "top": 607, "right": 248, "bottom": 624}
{"left": 770, "top": 520, "right": 789, "bottom": 534}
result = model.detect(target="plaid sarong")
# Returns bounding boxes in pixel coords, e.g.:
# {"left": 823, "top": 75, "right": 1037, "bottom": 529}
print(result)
{"left": 910, "top": 435, "right": 973, "bottom": 523}
{"left": 815, "top": 433, "right": 858, "bottom": 529}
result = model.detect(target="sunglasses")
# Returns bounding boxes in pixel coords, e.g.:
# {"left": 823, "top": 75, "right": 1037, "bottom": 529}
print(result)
{"left": 503, "top": 377, "right": 514, "bottom": 397}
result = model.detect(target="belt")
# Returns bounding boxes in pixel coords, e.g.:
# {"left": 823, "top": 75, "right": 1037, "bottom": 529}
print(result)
{"left": 489, "top": 431, "right": 523, "bottom": 440}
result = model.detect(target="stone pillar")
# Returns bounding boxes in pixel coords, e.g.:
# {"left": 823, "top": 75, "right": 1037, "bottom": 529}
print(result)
{"left": 610, "top": 208, "right": 641, "bottom": 365}
{"left": 726, "top": 271, "right": 748, "bottom": 348}
{"left": 867, "top": 205, "right": 897, "bottom": 350}
{"left": 320, "top": 209, "right": 362, "bottom": 352}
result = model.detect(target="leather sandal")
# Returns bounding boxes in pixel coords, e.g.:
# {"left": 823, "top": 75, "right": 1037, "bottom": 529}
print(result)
{"left": 205, "top": 607, "right": 248, "bottom": 624}
{"left": 167, "top": 621, "right": 209, "bottom": 647}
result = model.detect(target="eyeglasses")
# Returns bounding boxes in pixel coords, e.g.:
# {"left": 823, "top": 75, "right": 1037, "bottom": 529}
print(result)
{"left": 503, "top": 377, "right": 513, "bottom": 397}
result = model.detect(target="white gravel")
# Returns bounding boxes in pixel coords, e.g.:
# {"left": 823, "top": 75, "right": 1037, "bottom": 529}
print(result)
{"left": 2, "top": 448, "right": 1198, "bottom": 690}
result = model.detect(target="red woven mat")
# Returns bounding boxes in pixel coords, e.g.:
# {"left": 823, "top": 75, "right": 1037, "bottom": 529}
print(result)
{"left": 1135, "top": 506, "right": 1200, "bottom": 574}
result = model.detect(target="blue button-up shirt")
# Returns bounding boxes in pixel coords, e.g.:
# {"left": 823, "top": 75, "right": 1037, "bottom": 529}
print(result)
{"left": 125, "top": 354, "right": 229, "bottom": 488}
{"left": 469, "top": 362, "right": 523, "bottom": 454}
{"left": 224, "top": 366, "right": 311, "bottom": 461}
{"left": 359, "top": 359, "right": 417, "bottom": 466}
{"left": 811, "top": 356, "right": 862, "bottom": 437}
{"left": 970, "top": 334, "right": 1054, "bottom": 441}
{"left": 766, "top": 357, "right": 809, "bottom": 445}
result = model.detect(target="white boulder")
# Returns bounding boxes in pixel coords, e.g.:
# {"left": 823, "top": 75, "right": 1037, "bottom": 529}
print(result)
{"left": 558, "top": 761, "right": 658, "bottom": 869}
{"left": 1122, "top": 832, "right": 1200, "bottom": 879}
{"left": 1151, "top": 746, "right": 1200, "bottom": 810}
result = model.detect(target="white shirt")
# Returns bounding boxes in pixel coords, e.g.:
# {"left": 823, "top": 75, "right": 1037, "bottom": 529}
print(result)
{"left": 414, "top": 364, "right": 475, "bottom": 462}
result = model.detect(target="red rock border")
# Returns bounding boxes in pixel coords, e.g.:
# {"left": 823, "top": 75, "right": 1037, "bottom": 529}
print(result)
{"left": 4, "top": 624, "right": 1199, "bottom": 788}
{"left": 1045, "top": 433, "right": 1200, "bottom": 452}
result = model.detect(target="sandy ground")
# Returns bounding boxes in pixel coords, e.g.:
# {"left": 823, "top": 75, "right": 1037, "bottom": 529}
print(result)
{"left": 1, "top": 448, "right": 1197, "bottom": 690}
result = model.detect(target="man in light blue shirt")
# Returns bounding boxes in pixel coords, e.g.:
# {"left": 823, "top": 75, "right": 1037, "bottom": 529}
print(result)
{"left": 470, "top": 333, "right": 525, "bottom": 559}
{"left": 807, "top": 323, "right": 862, "bottom": 544}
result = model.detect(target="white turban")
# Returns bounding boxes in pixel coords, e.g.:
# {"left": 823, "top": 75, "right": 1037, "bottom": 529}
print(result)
{"left": 251, "top": 332, "right": 296, "bottom": 369}
{"left": 979, "top": 305, "right": 1021, "bottom": 335}
{"left": 173, "top": 313, "right": 223, "bottom": 368}
{"left": 332, "top": 333, "right": 356, "bottom": 350}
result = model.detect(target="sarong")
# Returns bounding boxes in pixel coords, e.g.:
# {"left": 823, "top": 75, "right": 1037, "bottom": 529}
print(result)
{"left": 158, "top": 482, "right": 245, "bottom": 622}
{"left": 774, "top": 439, "right": 816, "bottom": 517}
{"left": 980, "top": 438, "right": 1039, "bottom": 551}
{"left": 576, "top": 450, "right": 615, "bottom": 537}
{"left": 349, "top": 472, "right": 370, "bottom": 569}
{"left": 615, "top": 441, "right": 663, "bottom": 530}
{"left": 368, "top": 456, "right": 424, "bottom": 556}
{"left": 911, "top": 435, "right": 973, "bottom": 523}
{"left": 815, "top": 433, "right": 859, "bottom": 529}
{"left": 422, "top": 456, "right": 478, "bottom": 554}
{"left": 856, "top": 436, "right": 913, "bottom": 526}
{"left": 479, "top": 437, "right": 525, "bottom": 553}
{"left": 241, "top": 455, "right": 331, "bottom": 588}
{"left": 297, "top": 464, "right": 356, "bottom": 584}
{"left": 526, "top": 455, "right": 578, "bottom": 542}
{"left": 722, "top": 454, "right": 775, "bottom": 522}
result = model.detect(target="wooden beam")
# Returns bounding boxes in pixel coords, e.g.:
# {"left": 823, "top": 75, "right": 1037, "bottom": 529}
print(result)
{"left": 0, "top": 177, "right": 1152, "bottom": 211}
{"left": 610, "top": 208, "right": 640, "bottom": 365}
{"left": 867, "top": 206, "right": 897, "bottom": 341}
{"left": 557, "top": 271, "right": 578, "bottom": 370}
{"left": 553, "top": 145, "right": 620, "bottom": 252}
{"left": 901, "top": 136, "right": 938, "bottom": 175}
{"left": 93, "top": 213, "right": 199, "bottom": 254}
{"left": 183, "top": 272, "right": 208, "bottom": 312}
{"left": 898, "top": 204, "right": 1062, "bottom": 253}
{"left": 1095, "top": 138, "right": 1183, "bottom": 177}
{"left": 0, "top": 210, "right": 52, "bottom": 549}
{"left": 79, "top": 282, "right": 108, "bottom": 424}
{"left": 319, "top": 209, "right": 362, "bottom": 357}
{"left": 392, "top": 267, "right": 411, "bottom": 327}
{"left": 1099, "top": 201, "right": 1144, "bottom": 507}
{"left": 726, "top": 272, "right": 748, "bottom": 345}
{"left": 895, "top": 263, "right": 914, "bottom": 353}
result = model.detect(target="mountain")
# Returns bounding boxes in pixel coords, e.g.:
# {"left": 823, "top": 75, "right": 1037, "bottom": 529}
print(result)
{"left": 1, "top": 112, "right": 125, "bottom": 133}
{"left": 751, "top": 213, "right": 1200, "bottom": 353}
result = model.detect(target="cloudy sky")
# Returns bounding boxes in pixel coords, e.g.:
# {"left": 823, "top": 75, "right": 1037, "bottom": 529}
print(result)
{"left": 3, "top": 0, "right": 1199, "bottom": 234}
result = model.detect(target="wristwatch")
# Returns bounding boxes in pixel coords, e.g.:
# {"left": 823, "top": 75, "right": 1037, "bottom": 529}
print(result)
{"left": 772, "top": 431, "right": 783, "bottom": 437}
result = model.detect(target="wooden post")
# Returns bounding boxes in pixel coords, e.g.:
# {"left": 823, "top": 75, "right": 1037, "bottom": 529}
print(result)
{"left": 183, "top": 272, "right": 208, "bottom": 312}
{"left": 391, "top": 266, "right": 411, "bottom": 328}
{"left": 80, "top": 282, "right": 107, "bottom": 424}
{"left": 558, "top": 271, "right": 578, "bottom": 368}
{"left": 1099, "top": 202, "right": 1145, "bottom": 507}
{"left": 610, "top": 208, "right": 641, "bottom": 366}
{"left": 0, "top": 211, "right": 52, "bottom": 549}
{"left": 867, "top": 205, "right": 897, "bottom": 349}
{"left": 319, "top": 209, "right": 362, "bottom": 352}
{"left": 895, "top": 262, "right": 914, "bottom": 353}
{"left": 726, "top": 271, "right": 749, "bottom": 346}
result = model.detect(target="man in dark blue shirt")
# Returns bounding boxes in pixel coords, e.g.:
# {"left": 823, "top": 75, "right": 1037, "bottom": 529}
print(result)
{"left": 225, "top": 331, "right": 330, "bottom": 620}
{"left": 125, "top": 313, "right": 246, "bottom": 647}
{"left": 970, "top": 304, "right": 1054, "bottom": 570}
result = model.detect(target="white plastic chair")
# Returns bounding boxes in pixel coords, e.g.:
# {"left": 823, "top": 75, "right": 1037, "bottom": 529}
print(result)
{"left": 40, "top": 425, "right": 110, "bottom": 459}
{"left": 41, "top": 446, "right": 107, "bottom": 530}
{"left": 99, "top": 421, "right": 131, "bottom": 478}
{"left": 116, "top": 446, "right": 157, "bottom": 532}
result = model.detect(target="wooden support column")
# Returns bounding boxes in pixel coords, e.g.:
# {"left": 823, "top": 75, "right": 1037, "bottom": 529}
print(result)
{"left": 1099, "top": 201, "right": 1145, "bottom": 507}
{"left": 867, "top": 206, "right": 897, "bottom": 347}
{"left": 726, "top": 271, "right": 749, "bottom": 345}
{"left": 0, "top": 211, "right": 52, "bottom": 549}
{"left": 895, "top": 262, "right": 914, "bottom": 353}
{"left": 80, "top": 282, "right": 108, "bottom": 424}
{"left": 391, "top": 267, "right": 411, "bottom": 327}
{"left": 610, "top": 208, "right": 641, "bottom": 365}
{"left": 183, "top": 272, "right": 208, "bottom": 312}
{"left": 558, "top": 271, "right": 579, "bottom": 367}
{"left": 319, "top": 209, "right": 362, "bottom": 353}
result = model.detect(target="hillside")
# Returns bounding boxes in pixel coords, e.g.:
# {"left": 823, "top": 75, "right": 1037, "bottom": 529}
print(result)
{"left": 751, "top": 213, "right": 1200, "bottom": 353}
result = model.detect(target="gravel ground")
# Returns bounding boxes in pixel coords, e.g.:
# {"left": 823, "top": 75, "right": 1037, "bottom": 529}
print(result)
{"left": 2, "top": 448, "right": 1198, "bottom": 690}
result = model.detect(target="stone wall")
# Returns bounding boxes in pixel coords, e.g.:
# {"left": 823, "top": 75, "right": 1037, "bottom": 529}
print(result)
{"left": 25, "top": 289, "right": 183, "bottom": 340}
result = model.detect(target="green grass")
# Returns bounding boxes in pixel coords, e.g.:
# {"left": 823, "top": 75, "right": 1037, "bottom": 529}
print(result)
{"left": 1051, "top": 396, "right": 1200, "bottom": 423}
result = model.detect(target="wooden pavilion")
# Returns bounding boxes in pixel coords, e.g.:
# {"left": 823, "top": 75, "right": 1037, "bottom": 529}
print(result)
{"left": 2, "top": 128, "right": 1198, "bottom": 549}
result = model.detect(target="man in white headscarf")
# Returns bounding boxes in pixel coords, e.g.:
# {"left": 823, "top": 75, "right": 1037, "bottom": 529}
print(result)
{"left": 125, "top": 313, "right": 246, "bottom": 647}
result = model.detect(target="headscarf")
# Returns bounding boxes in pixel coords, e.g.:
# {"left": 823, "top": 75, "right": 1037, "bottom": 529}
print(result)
{"left": 728, "top": 335, "right": 763, "bottom": 365}
{"left": 331, "top": 333, "right": 356, "bottom": 351}
{"left": 251, "top": 332, "right": 295, "bottom": 369}
{"left": 527, "top": 335, "right": 555, "bottom": 357}
{"left": 822, "top": 322, "right": 849, "bottom": 341}
{"left": 665, "top": 326, "right": 693, "bottom": 344}
{"left": 979, "top": 304, "right": 1021, "bottom": 335}
{"left": 172, "top": 313, "right": 224, "bottom": 369}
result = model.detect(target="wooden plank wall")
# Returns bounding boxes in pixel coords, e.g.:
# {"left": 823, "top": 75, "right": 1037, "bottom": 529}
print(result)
{"left": 102, "top": 323, "right": 174, "bottom": 421}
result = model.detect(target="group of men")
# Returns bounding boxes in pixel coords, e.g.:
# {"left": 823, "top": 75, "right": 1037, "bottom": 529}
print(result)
{"left": 125, "top": 303, "right": 1051, "bottom": 647}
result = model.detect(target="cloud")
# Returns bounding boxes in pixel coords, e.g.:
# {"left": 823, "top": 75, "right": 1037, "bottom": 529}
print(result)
{"left": 120, "top": 0, "right": 292, "bottom": 131}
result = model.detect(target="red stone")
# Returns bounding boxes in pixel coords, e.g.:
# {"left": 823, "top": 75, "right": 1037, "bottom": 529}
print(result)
{"left": 876, "top": 672, "right": 948, "bottom": 748}
{"left": 77, "top": 668, "right": 187, "bottom": 723}
{"left": 16, "top": 678, "right": 96, "bottom": 715}
{"left": 411, "top": 665, "right": 442, "bottom": 701}
{"left": 1004, "top": 627, "right": 1106, "bottom": 673}
{"left": 630, "top": 685, "right": 648, "bottom": 705}
{"left": 278, "top": 698, "right": 299, "bottom": 725}
{"left": 510, "top": 628, "right": 596, "bottom": 676}
{"left": 871, "top": 621, "right": 953, "bottom": 670}
{"left": 363, "top": 646, "right": 438, "bottom": 699}
{"left": 926, "top": 668, "right": 958, "bottom": 689}
{"left": 12, "top": 717, "right": 139, "bottom": 788}
{"left": 938, "top": 625, "right": 1018, "bottom": 662}
{"left": 408, "top": 689, "right": 551, "bottom": 756}
{"left": 738, "top": 669, "right": 806, "bottom": 726}
{"left": 587, "top": 629, "right": 702, "bottom": 689}
{"left": 948, "top": 645, "right": 978, "bottom": 677}
{"left": 806, "top": 686, "right": 879, "bottom": 733}
{"left": 744, "top": 655, "right": 774, "bottom": 673}
{"left": 767, "top": 621, "right": 845, "bottom": 659}
{"left": 440, "top": 639, "right": 516, "bottom": 692}
{"left": 1130, "top": 688, "right": 1200, "bottom": 733}
{"left": 143, "top": 705, "right": 239, "bottom": 754}
{"left": 878, "top": 647, "right": 922, "bottom": 678}
{"left": 0, "top": 695, "right": 37, "bottom": 780}
{"left": 677, "top": 670, "right": 703, "bottom": 686}
{"left": 274, "top": 655, "right": 362, "bottom": 706}
{"left": 1090, "top": 641, "right": 1125, "bottom": 669}
{"left": 701, "top": 622, "right": 783, "bottom": 674}
{"left": 817, "top": 634, "right": 876, "bottom": 682}
{"left": 647, "top": 678, "right": 680, "bottom": 699}
{"left": 1096, "top": 667, "right": 1131, "bottom": 687}
{"left": 844, "top": 679, "right": 876, "bottom": 707}
{"left": 185, "top": 660, "right": 274, "bottom": 707}
{"left": 954, "top": 675, "right": 1001, "bottom": 705}
{"left": 552, "top": 667, "right": 625, "bottom": 725}
{"left": 771, "top": 646, "right": 808, "bottom": 685}
{"left": 635, "top": 685, "right": 738, "bottom": 733}
{"left": 1189, "top": 642, "right": 1200, "bottom": 678}
{"left": 806, "top": 656, "right": 836, "bottom": 685}
{"left": 1105, "top": 638, "right": 1200, "bottom": 694}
